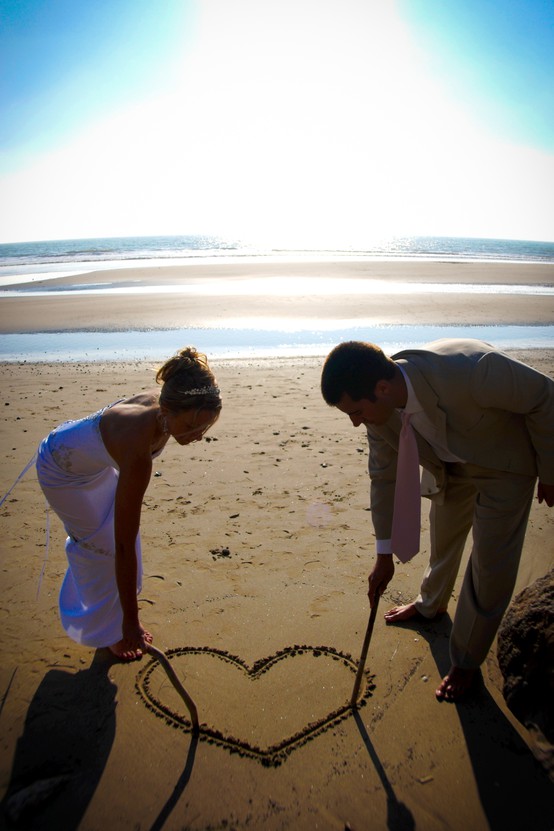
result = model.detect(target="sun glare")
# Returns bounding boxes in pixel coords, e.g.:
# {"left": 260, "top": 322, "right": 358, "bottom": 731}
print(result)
{"left": 1, "top": 0, "right": 553, "bottom": 244}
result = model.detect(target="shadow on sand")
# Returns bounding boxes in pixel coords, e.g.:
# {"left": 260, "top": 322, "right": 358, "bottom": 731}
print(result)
{"left": 391, "top": 613, "right": 554, "bottom": 831}
{"left": 1, "top": 650, "right": 116, "bottom": 830}
{"left": 147, "top": 733, "right": 199, "bottom": 831}
{"left": 353, "top": 711, "right": 415, "bottom": 831}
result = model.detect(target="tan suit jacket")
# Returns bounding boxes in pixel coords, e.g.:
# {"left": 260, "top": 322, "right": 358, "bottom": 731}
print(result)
{"left": 366, "top": 339, "right": 554, "bottom": 540}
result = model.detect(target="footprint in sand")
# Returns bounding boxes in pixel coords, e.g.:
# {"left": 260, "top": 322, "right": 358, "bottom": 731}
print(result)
{"left": 309, "top": 590, "right": 346, "bottom": 618}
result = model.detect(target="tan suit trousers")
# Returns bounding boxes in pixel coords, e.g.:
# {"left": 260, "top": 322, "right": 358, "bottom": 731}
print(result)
{"left": 413, "top": 462, "right": 535, "bottom": 669}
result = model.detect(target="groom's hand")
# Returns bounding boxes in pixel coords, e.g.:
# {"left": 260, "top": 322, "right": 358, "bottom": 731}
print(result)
{"left": 368, "top": 554, "right": 395, "bottom": 607}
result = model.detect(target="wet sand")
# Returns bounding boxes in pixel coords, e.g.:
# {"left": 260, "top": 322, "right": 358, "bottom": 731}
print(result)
{"left": 1, "top": 258, "right": 553, "bottom": 332}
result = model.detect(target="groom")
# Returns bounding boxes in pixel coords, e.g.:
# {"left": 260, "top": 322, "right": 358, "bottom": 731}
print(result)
{"left": 321, "top": 338, "right": 554, "bottom": 701}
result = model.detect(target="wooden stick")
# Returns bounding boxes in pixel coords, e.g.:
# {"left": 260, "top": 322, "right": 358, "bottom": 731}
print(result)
{"left": 146, "top": 644, "right": 200, "bottom": 733}
{"left": 350, "top": 594, "right": 380, "bottom": 708}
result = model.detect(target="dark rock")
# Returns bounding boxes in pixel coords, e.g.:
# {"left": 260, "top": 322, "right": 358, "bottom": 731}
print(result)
{"left": 497, "top": 569, "right": 554, "bottom": 782}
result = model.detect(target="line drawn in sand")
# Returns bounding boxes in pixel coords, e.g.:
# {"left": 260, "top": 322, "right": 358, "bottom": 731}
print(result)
{"left": 136, "top": 644, "right": 375, "bottom": 766}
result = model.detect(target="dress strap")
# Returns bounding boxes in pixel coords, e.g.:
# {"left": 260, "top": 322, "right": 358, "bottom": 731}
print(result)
{"left": 36, "top": 499, "right": 51, "bottom": 599}
{"left": 0, "top": 450, "right": 38, "bottom": 508}
{"left": 0, "top": 450, "right": 50, "bottom": 599}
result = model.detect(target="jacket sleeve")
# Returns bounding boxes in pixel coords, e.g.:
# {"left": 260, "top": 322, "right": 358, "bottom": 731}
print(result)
{"left": 471, "top": 352, "right": 554, "bottom": 484}
{"left": 366, "top": 427, "right": 398, "bottom": 540}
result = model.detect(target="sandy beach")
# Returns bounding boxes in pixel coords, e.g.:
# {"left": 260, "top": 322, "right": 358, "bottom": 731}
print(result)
{"left": 1, "top": 259, "right": 554, "bottom": 332}
{"left": 0, "top": 258, "right": 553, "bottom": 830}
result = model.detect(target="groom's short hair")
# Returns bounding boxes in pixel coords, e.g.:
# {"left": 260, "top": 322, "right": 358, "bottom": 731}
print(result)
{"left": 321, "top": 341, "right": 395, "bottom": 405}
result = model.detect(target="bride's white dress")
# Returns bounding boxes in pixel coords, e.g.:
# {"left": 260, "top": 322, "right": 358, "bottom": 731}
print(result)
{"left": 36, "top": 403, "right": 143, "bottom": 648}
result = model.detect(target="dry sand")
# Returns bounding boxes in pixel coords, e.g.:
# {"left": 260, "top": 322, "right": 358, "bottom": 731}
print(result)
{"left": 0, "top": 258, "right": 553, "bottom": 830}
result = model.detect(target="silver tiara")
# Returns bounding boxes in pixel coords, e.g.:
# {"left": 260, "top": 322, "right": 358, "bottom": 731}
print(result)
{"left": 182, "top": 385, "right": 220, "bottom": 396}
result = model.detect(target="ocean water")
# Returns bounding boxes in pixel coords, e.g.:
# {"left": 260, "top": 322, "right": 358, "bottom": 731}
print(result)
{"left": 1, "top": 233, "right": 554, "bottom": 270}
{"left": 2, "top": 324, "right": 553, "bottom": 364}
{"left": 1, "top": 234, "right": 553, "bottom": 361}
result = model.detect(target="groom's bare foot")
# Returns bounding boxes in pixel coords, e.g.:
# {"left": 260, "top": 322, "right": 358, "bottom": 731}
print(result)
{"left": 384, "top": 603, "right": 447, "bottom": 623}
{"left": 435, "top": 666, "right": 476, "bottom": 701}
{"left": 384, "top": 603, "right": 418, "bottom": 622}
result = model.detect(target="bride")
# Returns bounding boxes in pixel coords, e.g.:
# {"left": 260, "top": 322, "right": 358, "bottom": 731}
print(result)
{"left": 36, "top": 346, "right": 221, "bottom": 660}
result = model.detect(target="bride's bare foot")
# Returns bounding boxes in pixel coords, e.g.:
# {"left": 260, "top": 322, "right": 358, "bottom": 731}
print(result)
{"left": 108, "top": 640, "right": 143, "bottom": 661}
{"left": 435, "top": 666, "right": 476, "bottom": 701}
{"left": 108, "top": 632, "right": 152, "bottom": 661}
{"left": 107, "top": 623, "right": 154, "bottom": 661}
{"left": 384, "top": 603, "right": 447, "bottom": 623}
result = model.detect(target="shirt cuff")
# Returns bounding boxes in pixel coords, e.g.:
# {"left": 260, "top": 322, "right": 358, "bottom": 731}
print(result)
{"left": 376, "top": 539, "right": 393, "bottom": 555}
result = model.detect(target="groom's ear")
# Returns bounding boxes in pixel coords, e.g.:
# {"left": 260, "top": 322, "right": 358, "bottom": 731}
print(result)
{"left": 374, "top": 379, "right": 392, "bottom": 400}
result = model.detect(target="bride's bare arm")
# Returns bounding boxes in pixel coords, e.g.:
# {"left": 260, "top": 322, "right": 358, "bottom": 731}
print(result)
{"left": 113, "top": 453, "right": 153, "bottom": 649}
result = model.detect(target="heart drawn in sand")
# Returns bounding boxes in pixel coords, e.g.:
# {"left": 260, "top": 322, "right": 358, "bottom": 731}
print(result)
{"left": 136, "top": 645, "right": 375, "bottom": 766}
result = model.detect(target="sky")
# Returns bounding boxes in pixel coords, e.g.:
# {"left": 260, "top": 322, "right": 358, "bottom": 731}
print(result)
{"left": 1, "top": 0, "right": 553, "bottom": 246}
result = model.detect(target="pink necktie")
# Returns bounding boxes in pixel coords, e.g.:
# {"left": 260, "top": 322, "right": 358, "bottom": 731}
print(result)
{"left": 390, "top": 412, "right": 421, "bottom": 562}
